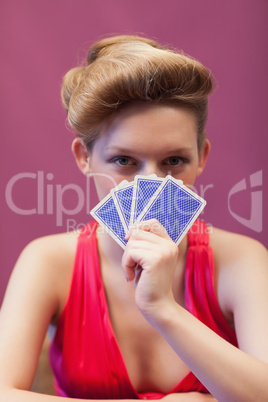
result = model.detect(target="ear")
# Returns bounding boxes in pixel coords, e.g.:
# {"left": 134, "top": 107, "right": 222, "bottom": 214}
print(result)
{"left": 72, "top": 138, "right": 91, "bottom": 175}
{"left": 196, "top": 139, "right": 211, "bottom": 177}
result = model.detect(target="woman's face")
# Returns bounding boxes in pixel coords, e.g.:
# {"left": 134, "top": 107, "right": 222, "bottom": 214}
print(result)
{"left": 87, "top": 102, "right": 210, "bottom": 201}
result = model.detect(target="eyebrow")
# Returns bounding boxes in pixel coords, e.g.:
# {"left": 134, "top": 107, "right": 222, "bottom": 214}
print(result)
{"left": 104, "top": 146, "right": 193, "bottom": 154}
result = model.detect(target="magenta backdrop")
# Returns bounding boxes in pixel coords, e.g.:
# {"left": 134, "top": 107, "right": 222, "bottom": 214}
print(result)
{"left": 1, "top": 0, "right": 267, "bottom": 304}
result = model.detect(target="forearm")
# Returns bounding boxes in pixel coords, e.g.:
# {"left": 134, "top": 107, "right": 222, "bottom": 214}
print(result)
{"left": 1, "top": 388, "right": 136, "bottom": 402}
{"left": 146, "top": 302, "right": 268, "bottom": 402}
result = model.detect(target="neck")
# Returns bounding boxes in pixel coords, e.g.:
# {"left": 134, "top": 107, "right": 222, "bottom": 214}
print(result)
{"left": 97, "top": 230, "right": 125, "bottom": 267}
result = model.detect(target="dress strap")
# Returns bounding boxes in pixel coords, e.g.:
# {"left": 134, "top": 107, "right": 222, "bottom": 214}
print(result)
{"left": 78, "top": 220, "right": 98, "bottom": 240}
{"left": 185, "top": 219, "right": 238, "bottom": 347}
{"left": 187, "top": 219, "right": 209, "bottom": 247}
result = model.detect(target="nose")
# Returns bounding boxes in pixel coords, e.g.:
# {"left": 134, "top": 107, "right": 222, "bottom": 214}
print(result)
{"left": 139, "top": 161, "right": 165, "bottom": 177}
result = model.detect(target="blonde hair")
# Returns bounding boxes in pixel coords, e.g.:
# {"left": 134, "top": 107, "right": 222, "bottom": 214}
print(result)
{"left": 61, "top": 35, "right": 213, "bottom": 150}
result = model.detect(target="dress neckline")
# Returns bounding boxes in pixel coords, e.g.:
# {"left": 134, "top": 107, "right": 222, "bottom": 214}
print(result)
{"left": 91, "top": 221, "right": 195, "bottom": 397}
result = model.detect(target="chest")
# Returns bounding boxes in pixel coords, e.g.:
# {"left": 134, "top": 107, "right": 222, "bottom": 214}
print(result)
{"left": 102, "top": 262, "right": 189, "bottom": 394}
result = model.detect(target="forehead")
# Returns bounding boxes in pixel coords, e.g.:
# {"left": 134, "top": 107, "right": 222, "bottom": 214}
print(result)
{"left": 97, "top": 102, "right": 197, "bottom": 147}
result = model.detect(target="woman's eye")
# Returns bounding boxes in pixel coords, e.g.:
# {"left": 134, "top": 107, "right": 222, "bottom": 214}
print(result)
{"left": 164, "top": 157, "right": 187, "bottom": 166}
{"left": 112, "top": 156, "right": 136, "bottom": 166}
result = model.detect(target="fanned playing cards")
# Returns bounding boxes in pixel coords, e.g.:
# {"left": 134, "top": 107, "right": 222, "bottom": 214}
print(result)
{"left": 90, "top": 175, "right": 206, "bottom": 249}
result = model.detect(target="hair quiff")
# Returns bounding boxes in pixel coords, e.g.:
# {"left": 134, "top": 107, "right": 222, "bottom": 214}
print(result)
{"left": 61, "top": 35, "right": 213, "bottom": 150}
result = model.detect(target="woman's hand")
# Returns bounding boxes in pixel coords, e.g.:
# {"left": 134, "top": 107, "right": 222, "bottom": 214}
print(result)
{"left": 122, "top": 219, "right": 179, "bottom": 318}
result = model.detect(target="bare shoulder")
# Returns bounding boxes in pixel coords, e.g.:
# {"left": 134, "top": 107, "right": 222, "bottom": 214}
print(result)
{"left": 13, "top": 231, "right": 79, "bottom": 294}
{"left": 209, "top": 226, "right": 268, "bottom": 317}
{"left": 2, "top": 230, "right": 80, "bottom": 323}
{"left": 0, "top": 231, "right": 80, "bottom": 391}
{"left": 209, "top": 226, "right": 267, "bottom": 267}
{"left": 19, "top": 230, "right": 79, "bottom": 263}
{"left": 209, "top": 226, "right": 268, "bottom": 284}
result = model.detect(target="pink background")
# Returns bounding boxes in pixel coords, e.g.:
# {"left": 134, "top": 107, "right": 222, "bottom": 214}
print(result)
{"left": 1, "top": 0, "right": 267, "bottom": 304}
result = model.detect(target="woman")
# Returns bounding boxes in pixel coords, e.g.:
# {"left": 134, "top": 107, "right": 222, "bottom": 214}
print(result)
{"left": 0, "top": 35, "right": 267, "bottom": 401}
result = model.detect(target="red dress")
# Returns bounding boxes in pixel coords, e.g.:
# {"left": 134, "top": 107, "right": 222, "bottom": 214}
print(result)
{"left": 49, "top": 220, "right": 238, "bottom": 399}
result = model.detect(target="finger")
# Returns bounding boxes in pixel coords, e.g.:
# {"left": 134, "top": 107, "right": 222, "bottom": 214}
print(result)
{"left": 134, "top": 265, "right": 143, "bottom": 289}
{"left": 126, "top": 228, "right": 162, "bottom": 246}
{"left": 126, "top": 219, "right": 172, "bottom": 242}
{"left": 125, "top": 224, "right": 135, "bottom": 241}
{"left": 125, "top": 220, "right": 163, "bottom": 240}
{"left": 137, "top": 219, "right": 171, "bottom": 239}
{"left": 126, "top": 237, "right": 163, "bottom": 250}
{"left": 121, "top": 250, "right": 136, "bottom": 282}
{"left": 122, "top": 247, "right": 152, "bottom": 281}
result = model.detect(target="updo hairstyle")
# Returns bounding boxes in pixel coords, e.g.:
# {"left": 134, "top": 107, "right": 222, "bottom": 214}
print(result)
{"left": 61, "top": 35, "right": 213, "bottom": 151}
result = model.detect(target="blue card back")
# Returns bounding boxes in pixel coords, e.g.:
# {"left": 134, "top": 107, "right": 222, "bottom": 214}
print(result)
{"left": 131, "top": 176, "right": 163, "bottom": 224}
{"left": 137, "top": 177, "right": 206, "bottom": 244}
{"left": 113, "top": 182, "right": 134, "bottom": 231}
{"left": 90, "top": 194, "right": 127, "bottom": 249}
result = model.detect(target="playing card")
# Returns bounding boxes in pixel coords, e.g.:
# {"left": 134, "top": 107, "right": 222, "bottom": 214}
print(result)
{"left": 111, "top": 180, "right": 134, "bottom": 232}
{"left": 91, "top": 174, "right": 206, "bottom": 248}
{"left": 136, "top": 175, "right": 206, "bottom": 244}
{"left": 130, "top": 175, "right": 165, "bottom": 225}
{"left": 90, "top": 192, "right": 128, "bottom": 249}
